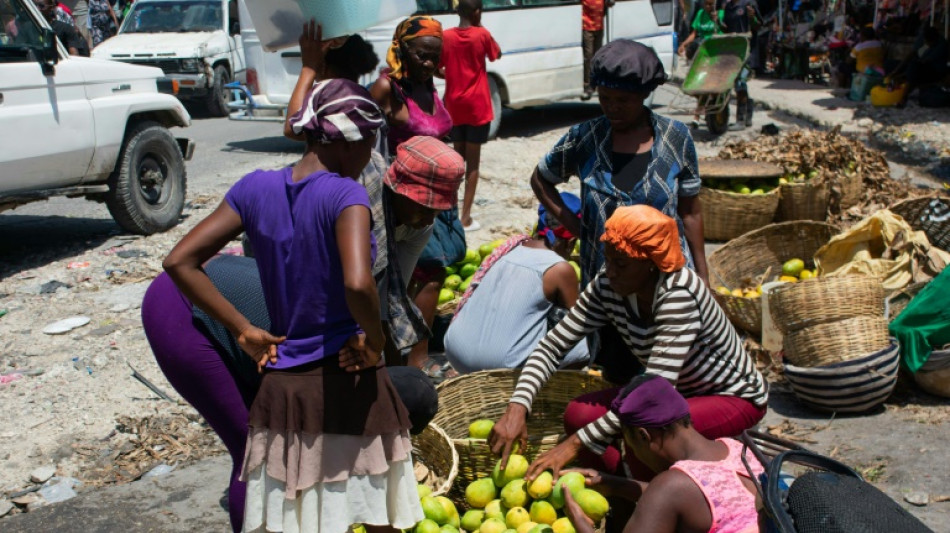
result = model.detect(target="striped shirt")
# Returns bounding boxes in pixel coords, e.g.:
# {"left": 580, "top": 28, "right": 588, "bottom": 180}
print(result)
{"left": 510, "top": 268, "right": 768, "bottom": 454}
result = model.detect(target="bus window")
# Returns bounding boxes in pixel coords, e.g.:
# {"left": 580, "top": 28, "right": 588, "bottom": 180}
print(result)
{"left": 520, "top": 0, "right": 577, "bottom": 7}
{"left": 416, "top": 0, "right": 451, "bottom": 13}
{"left": 649, "top": 0, "right": 673, "bottom": 26}
{"left": 483, "top": 0, "right": 519, "bottom": 9}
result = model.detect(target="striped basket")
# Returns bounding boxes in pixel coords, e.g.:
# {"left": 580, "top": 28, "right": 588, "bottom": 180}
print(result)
{"left": 784, "top": 339, "right": 900, "bottom": 413}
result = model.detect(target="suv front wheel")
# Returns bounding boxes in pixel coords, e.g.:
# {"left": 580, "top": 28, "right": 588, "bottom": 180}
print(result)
{"left": 106, "top": 121, "right": 187, "bottom": 235}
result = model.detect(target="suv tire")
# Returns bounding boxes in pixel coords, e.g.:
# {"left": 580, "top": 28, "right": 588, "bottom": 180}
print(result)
{"left": 106, "top": 121, "right": 187, "bottom": 235}
{"left": 206, "top": 65, "right": 230, "bottom": 117}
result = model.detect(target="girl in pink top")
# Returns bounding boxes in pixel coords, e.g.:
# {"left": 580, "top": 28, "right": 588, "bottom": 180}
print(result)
{"left": 559, "top": 375, "right": 765, "bottom": 533}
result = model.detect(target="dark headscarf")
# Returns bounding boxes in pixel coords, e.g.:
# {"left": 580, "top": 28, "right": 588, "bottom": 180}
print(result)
{"left": 610, "top": 375, "right": 690, "bottom": 428}
{"left": 590, "top": 39, "right": 667, "bottom": 93}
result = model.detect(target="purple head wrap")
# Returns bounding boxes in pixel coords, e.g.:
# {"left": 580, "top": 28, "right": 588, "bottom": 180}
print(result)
{"left": 610, "top": 375, "right": 690, "bottom": 429}
{"left": 289, "top": 78, "right": 385, "bottom": 143}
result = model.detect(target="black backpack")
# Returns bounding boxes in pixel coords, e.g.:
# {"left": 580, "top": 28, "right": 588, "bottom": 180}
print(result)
{"left": 740, "top": 431, "right": 934, "bottom": 533}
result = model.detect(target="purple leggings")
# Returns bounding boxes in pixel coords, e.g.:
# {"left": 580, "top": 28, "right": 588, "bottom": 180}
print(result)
{"left": 141, "top": 273, "right": 248, "bottom": 533}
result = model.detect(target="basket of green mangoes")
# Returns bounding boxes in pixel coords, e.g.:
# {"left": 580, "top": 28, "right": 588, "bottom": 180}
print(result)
{"left": 437, "top": 240, "right": 505, "bottom": 316}
{"left": 700, "top": 177, "right": 782, "bottom": 242}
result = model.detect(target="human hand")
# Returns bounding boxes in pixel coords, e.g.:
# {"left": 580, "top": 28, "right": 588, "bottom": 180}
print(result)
{"left": 526, "top": 433, "right": 583, "bottom": 481}
{"left": 299, "top": 19, "right": 329, "bottom": 74}
{"left": 746, "top": 6, "right": 755, "bottom": 16}
{"left": 489, "top": 404, "right": 529, "bottom": 468}
{"left": 678, "top": 44, "right": 686, "bottom": 56}
{"left": 338, "top": 333, "right": 382, "bottom": 372}
{"left": 562, "top": 487, "right": 596, "bottom": 529}
{"left": 237, "top": 325, "right": 286, "bottom": 372}
{"left": 560, "top": 467, "right": 607, "bottom": 490}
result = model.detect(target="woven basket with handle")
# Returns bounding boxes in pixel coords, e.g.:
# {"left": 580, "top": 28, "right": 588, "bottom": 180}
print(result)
{"left": 768, "top": 275, "right": 884, "bottom": 335}
{"left": 776, "top": 180, "right": 829, "bottom": 221}
{"left": 708, "top": 221, "right": 837, "bottom": 336}
{"left": 411, "top": 422, "right": 459, "bottom": 497}
{"left": 432, "top": 369, "right": 610, "bottom": 501}
{"left": 700, "top": 186, "right": 781, "bottom": 242}
{"left": 783, "top": 315, "right": 890, "bottom": 368}
{"left": 889, "top": 195, "right": 950, "bottom": 252}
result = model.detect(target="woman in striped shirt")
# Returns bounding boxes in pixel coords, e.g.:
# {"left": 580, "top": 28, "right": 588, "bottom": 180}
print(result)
{"left": 489, "top": 205, "right": 768, "bottom": 481}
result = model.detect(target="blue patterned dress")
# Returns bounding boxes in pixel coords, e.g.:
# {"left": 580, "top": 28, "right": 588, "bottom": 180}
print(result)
{"left": 538, "top": 112, "right": 701, "bottom": 286}
{"left": 88, "top": 0, "right": 114, "bottom": 47}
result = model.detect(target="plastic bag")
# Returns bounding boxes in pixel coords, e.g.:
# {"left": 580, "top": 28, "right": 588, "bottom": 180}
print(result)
{"left": 814, "top": 209, "right": 950, "bottom": 294}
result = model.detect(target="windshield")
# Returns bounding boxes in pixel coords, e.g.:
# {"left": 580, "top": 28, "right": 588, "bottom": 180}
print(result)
{"left": 120, "top": 1, "right": 222, "bottom": 34}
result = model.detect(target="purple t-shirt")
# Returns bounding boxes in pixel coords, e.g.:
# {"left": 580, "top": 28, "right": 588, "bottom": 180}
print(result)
{"left": 225, "top": 167, "right": 376, "bottom": 369}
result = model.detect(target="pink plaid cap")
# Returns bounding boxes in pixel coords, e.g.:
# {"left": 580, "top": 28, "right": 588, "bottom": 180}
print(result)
{"left": 289, "top": 78, "right": 384, "bottom": 143}
{"left": 384, "top": 136, "right": 465, "bottom": 210}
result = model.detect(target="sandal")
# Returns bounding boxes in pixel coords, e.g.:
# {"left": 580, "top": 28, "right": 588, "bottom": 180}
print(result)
{"left": 421, "top": 356, "right": 448, "bottom": 385}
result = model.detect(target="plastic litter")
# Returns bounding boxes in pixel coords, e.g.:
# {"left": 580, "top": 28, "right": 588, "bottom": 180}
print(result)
{"left": 43, "top": 316, "right": 91, "bottom": 335}
{"left": 142, "top": 463, "right": 176, "bottom": 478}
{"left": 66, "top": 262, "right": 90, "bottom": 269}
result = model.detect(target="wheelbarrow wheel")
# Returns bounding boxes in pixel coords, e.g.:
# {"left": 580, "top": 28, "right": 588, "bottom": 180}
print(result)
{"left": 706, "top": 104, "right": 730, "bottom": 135}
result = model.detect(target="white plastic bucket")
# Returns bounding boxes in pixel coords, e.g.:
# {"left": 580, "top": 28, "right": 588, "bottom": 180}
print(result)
{"left": 244, "top": 0, "right": 417, "bottom": 51}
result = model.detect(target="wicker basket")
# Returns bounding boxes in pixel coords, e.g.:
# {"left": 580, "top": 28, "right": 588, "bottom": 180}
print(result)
{"left": 700, "top": 186, "right": 781, "bottom": 242}
{"left": 776, "top": 181, "right": 829, "bottom": 221}
{"left": 782, "top": 316, "right": 890, "bottom": 368}
{"left": 411, "top": 422, "right": 459, "bottom": 497}
{"left": 784, "top": 340, "right": 899, "bottom": 413}
{"left": 432, "top": 369, "right": 611, "bottom": 498}
{"left": 768, "top": 275, "right": 884, "bottom": 334}
{"left": 707, "top": 221, "right": 837, "bottom": 335}
{"left": 836, "top": 171, "right": 863, "bottom": 210}
{"left": 889, "top": 195, "right": 950, "bottom": 251}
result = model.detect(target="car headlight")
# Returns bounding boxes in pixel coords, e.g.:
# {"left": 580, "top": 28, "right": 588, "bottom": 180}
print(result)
{"left": 180, "top": 58, "right": 201, "bottom": 72}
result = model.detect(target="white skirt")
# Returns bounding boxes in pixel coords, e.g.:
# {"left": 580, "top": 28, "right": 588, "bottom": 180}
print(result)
{"left": 243, "top": 454, "right": 423, "bottom": 533}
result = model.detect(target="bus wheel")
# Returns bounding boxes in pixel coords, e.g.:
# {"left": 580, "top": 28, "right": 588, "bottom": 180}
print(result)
{"left": 488, "top": 76, "right": 502, "bottom": 140}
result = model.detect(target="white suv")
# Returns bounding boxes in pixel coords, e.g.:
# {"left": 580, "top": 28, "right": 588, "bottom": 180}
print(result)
{"left": 0, "top": 0, "right": 194, "bottom": 235}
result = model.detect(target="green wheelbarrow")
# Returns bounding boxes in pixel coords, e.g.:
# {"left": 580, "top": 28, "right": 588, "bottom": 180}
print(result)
{"left": 681, "top": 34, "right": 750, "bottom": 134}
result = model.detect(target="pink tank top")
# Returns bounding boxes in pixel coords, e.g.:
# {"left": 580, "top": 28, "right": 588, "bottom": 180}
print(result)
{"left": 385, "top": 74, "right": 453, "bottom": 150}
{"left": 670, "top": 439, "right": 763, "bottom": 533}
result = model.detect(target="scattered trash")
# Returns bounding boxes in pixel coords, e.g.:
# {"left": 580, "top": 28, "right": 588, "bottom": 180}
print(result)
{"left": 142, "top": 463, "right": 176, "bottom": 478}
{"left": 11, "top": 492, "right": 38, "bottom": 506}
{"left": 0, "top": 374, "right": 23, "bottom": 385}
{"left": 66, "top": 262, "right": 90, "bottom": 269}
{"left": 86, "top": 324, "right": 120, "bottom": 337}
{"left": 39, "top": 280, "right": 71, "bottom": 294}
{"left": 0, "top": 499, "right": 13, "bottom": 517}
{"left": 116, "top": 249, "right": 149, "bottom": 259}
{"left": 760, "top": 123, "right": 780, "bottom": 135}
{"left": 128, "top": 363, "right": 173, "bottom": 401}
{"left": 8, "top": 486, "right": 40, "bottom": 499}
{"left": 904, "top": 492, "right": 929, "bottom": 506}
{"left": 72, "top": 357, "right": 93, "bottom": 375}
{"left": 38, "top": 477, "right": 80, "bottom": 503}
{"left": 29, "top": 465, "right": 55, "bottom": 484}
{"left": 42, "top": 316, "right": 91, "bottom": 335}
{"left": 0, "top": 309, "right": 7, "bottom": 319}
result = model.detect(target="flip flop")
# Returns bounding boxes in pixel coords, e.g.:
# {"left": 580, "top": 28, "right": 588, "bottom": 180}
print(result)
{"left": 421, "top": 357, "right": 447, "bottom": 385}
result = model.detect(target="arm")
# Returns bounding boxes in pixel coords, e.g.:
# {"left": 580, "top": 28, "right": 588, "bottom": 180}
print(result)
{"left": 490, "top": 276, "right": 610, "bottom": 464}
{"left": 163, "top": 202, "right": 285, "bottom": 369}
{"left": 284, "top": 20, "right": 329, "bottom": 141}
{"left": 369, "top": 76, "right": 396, "bottom": 120}
{"left": 678, "top": 196, "right": 708, "bottom": 286}
{"left": 621, "top": 472, "right": 692, "bottom": 533}
{"left": 542, "top": 261, "right": 580, "bottom": 308}
{"left": 531, "top": 168, "right": 581, "bottom": 238}
{"left": 106, "top": 2, "right": 118, "bottom": 29}
{"left": 336, "top": 205, "right": 385, "bottom": 369}
{"left": 678, "top": 30, "right": 697, "bottom": 55}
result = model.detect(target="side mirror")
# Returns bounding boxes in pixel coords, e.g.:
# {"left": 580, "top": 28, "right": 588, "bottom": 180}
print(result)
{"left": 229, "top": 19, "right": 240, "bottom": 35}
{"left": 35, "top": 27, "right": 59, "bottom": 76}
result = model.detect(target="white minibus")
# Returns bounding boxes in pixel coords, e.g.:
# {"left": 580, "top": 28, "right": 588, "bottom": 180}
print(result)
{"left": 231, "top": 0, "right": 675, "bottom": 137}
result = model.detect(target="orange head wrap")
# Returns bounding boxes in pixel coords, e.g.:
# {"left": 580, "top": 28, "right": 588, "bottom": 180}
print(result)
{"left": 386, "top": 15, "right": 443, "bottom": 81}
{"left": 601, "top": 205, "right": 686, "bottom": 273}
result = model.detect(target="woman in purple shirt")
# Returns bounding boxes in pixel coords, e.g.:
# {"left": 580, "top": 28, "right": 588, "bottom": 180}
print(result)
{"left": 163, "top": 79, "right": 422, "bottom": 533}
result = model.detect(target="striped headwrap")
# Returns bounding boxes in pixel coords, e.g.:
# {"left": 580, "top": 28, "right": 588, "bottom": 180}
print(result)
{"left": 289, "top": 78, "right": 385, "bottom": 143}
{"left": 386, "top": 15, "right": 443, "bottom": 80}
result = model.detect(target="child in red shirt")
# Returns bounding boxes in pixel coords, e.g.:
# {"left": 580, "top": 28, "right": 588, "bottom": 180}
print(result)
{"left": 440, "top": 0, "right": 501, "bottom": 231}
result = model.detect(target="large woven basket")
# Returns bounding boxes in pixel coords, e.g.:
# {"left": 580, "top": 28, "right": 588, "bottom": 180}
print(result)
{"left": 889, "top": 195, "right": 950, "bottom": 251}
{"left": 708, "top": 221, "right": 837, "bottom": 335}
{"left": 433, "top": 369, "right": 610, "bottom": 498}
{"left": 700, "top": 186, "right": 781, "bottom": 241}
{"left": 411, "top": 422, "right": 459, "bottom": 497}
{"left": 784, "top": 340, "right": 899, "bottom": 413}
{"left": 776, "top": 181, "right": 829, "bottom": 221}
{"left": 783, "top": 315, "right": 890, "bottom": 368}
{"left": 768, "top": 275, "right": 884, "bottom": 334}
{"left": 836, "top": 171, "right": 863, "bottom": 210}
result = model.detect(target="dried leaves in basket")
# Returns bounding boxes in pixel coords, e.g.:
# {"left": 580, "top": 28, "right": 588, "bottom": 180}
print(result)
{"left": 717, "top": 127, "right": 922, "bottom": 225}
